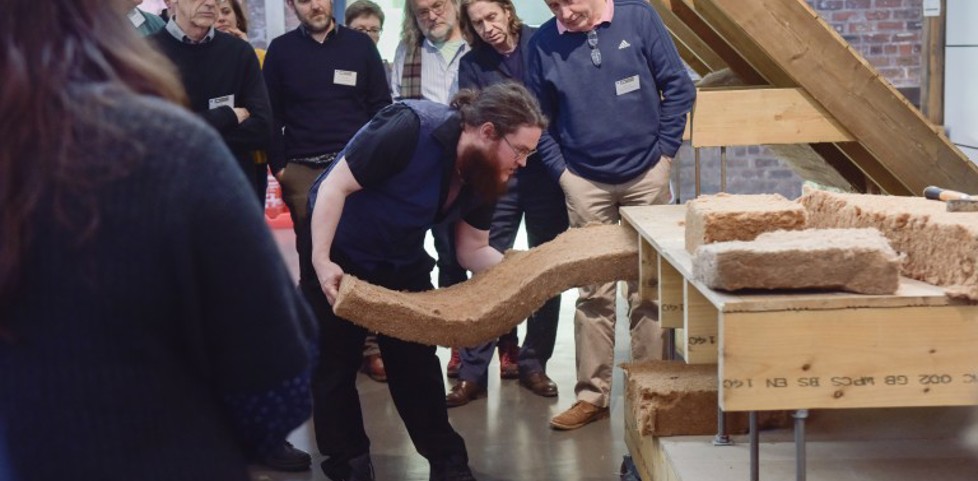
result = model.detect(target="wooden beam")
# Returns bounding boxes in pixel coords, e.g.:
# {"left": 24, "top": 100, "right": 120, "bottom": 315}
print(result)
{"left": 695, "top": 0, "right": 978, "bottom": 195}
{"left": 807, "top": 143, "right": 870, "bottom": 193}
{"left": 658, "top": 256, "right": 684, "bottom": 329}
{"left": 921, "top": 0, "right": 946, "bottom": 125}
{"left": 649, "top": 0, "right": 728, "bottom": 75}
{"left": 683, "top": 281, "right": 718, "bottom": 364}
{"left": 690, "top": 88, "right": 854, "bottom": 147}
{"left": 671, "top": 0, "right": 770, "bottom": 85}
{"left": 720, "top": 306, "right": 978, "bottom": 412}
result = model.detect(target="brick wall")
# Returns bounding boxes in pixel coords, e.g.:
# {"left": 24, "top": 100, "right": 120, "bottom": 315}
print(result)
{"left": 677, "top": 0, "right": 925, "bottom": 201}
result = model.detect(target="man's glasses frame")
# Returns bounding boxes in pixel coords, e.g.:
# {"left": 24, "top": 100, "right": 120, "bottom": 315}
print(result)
{"left": 502, "top": 135, "right": 536, "bottom": 162}
{"left": 587, "top": 29, "right": 601, "bottom": 68}
{"left": 353, "top": 26, "right": 383, "bottom": 35}
{"left": 415, "top": 1, "right": 448, "bottom": 20}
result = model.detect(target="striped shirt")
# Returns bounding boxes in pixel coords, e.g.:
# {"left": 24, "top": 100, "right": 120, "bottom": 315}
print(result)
{"left": 391, "top": 38, "right": 470, "bottom": 105}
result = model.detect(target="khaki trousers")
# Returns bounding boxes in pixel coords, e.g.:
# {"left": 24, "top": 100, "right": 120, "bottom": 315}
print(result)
{"left": 558, "top": 159, "right": 672, "bottom": 408}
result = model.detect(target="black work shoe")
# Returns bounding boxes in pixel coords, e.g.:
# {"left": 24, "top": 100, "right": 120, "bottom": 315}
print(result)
{"left": 261, "top": 441, "right": 311, "bottom": 472}
{"left": 321, "top": 453, "right": 375, "bottom": 481}
{"left": 429, "top": 457, "right": 477, "bottom": 481}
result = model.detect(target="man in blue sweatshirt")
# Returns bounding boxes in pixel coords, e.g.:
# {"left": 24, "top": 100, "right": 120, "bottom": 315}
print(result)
{"left": 526, "top": 0, "right": 696, "bottom": 430}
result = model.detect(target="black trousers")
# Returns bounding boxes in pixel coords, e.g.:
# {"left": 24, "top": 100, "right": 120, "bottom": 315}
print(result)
{"left": 303, "top": 262, "right": 468, "bottom": 471}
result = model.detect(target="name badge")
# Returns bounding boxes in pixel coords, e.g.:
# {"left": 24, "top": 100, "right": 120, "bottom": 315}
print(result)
{"left": 615, "top": 75, "right": 640, "bottom": 96}
{"left": 334, "top": 70, "right": 358, "bottom": 87}
{"left": 208, "top": 94, "right": 235, "bottom": 110}
{"left": 128, "top": 9, "right": 146, "bottom": 28}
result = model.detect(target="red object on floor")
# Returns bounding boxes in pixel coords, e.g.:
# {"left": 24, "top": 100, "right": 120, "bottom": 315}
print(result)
{"left": 264, "top": 173, "right": 293, "bottom": 230}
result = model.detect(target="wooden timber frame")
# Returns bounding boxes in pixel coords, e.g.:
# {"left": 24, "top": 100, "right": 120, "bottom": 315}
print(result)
{"left": 654, "top": 0, "right": 978, "bottom": 196}
{"left": 621, "top": 205, "right": 978, "bottom": 480}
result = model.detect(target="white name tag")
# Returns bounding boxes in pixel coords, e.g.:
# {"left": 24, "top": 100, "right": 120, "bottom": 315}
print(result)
{"left": 128, "top": 9, "right": 146, "bottom": 28}
{"left": 208, "top": 94, "right": 235, "bottom": 110}
{"left": 616, "top": 75, "right": 640, "bottom": 96}
{"left": 334, "top": 70, "right": 358, "bottom": 87}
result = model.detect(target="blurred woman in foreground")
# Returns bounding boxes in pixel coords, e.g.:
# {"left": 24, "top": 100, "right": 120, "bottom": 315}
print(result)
{"left": 0, "top": 1, "right": 315, "bottom": 480}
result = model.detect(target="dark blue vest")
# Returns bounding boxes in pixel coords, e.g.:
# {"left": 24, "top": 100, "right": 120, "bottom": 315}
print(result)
{"left": 309, "top": 101, "right": 468, "bottom": 275}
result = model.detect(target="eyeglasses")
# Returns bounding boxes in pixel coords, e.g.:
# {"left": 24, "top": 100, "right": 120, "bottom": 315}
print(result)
{"left": 415, "top": 1, "right": 448, "bottom": 20}
{"left": 587, "top": 29, "right": 601, "bottom": 68}
{"left": 353, "top": 26, "right": 382, "bottom": 34}
{"left": 502, "top": 135, "right": 536, "bottom": 161}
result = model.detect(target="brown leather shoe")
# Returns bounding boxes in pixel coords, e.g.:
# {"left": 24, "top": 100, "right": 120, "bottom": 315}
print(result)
{"left": 445, "top": 380, "right": 485, "bottom": 407}
{"left": 550, "top": 401, "right": 609, "bottom": 430}
{"left": 361, "top": 354, "right": 387, "bottom": 383}
{"left": 519, "top": 371, "right": 558, "bottom": 397}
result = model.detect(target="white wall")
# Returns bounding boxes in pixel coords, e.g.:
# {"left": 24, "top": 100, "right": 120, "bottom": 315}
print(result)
{"left": 944, "top": 0, "right": 978, "bottom": 162}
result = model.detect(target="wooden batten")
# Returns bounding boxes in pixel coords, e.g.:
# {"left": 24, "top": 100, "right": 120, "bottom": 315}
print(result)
{"left": 689, "top": 88, "right": 854, "bottom": 147}
{"left": 693, "top": 0, "right": 978, "bottom": 195}
{"left": 658, "top": 257, "right": 684, "bottom": 329}
{"left": 683, "top": 281, "right": 718, "bottom": 364}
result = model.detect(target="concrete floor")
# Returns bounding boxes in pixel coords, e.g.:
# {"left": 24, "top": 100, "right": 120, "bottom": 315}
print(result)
{"left": 262, "top": 228, "right": 633, "bottom": 481}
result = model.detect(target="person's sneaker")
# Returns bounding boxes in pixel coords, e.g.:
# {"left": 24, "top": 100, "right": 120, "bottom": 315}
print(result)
{"left": 361, "top": 353, "right": 387, "bottom": 382}
{"left": 550, "top": 401, "right": 609, "bottom": 430}
{"left": 497, "top": 339, "right": 519, "bottom": 380}
{"left": 446, "top": 347, "right": 462, "bottom": 378}
{"left": 261, "top": 441, "right": 312, "bottom": 472}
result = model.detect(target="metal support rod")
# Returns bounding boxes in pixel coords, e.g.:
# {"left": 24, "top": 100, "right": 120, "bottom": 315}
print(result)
{"left": 665, "top": 328, "right": 676, "bottom": 360}
{"left": 673, "top": 152, "right": 681, "bottom": 204}
{"left": 712, "top": 407, "right": 733, "bottom": 446}
{"left": 750, "top": 411, "right": 759, "bottom": 481}
{"left": 694, "top": 147, "right": 702, "bottom": 197}
{"left": 794, "top": 409, "right": 809, "bottom": 481}
{"left": 720, "top": 146, "right": 728, "bottom": 192}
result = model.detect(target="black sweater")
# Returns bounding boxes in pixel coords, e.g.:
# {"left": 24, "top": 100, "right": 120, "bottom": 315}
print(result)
{"left": 0, "top": 86, "right": 314, "bottom": 481}
{"left": 152, "top": 30, "right": 272, "bottom": 177}
{"left": 263, "top": 25, "right": 391, "bottom": 172}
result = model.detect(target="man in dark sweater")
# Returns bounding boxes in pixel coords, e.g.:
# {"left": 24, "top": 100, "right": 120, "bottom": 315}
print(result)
{"left": 263, "top": 0, "right": 390, "bottom": 289}
{"left": 152, "top": 0, "right": 273, "bottom": 203}
{"left": 526, "top": 0, "right": 696, "bottom": 431}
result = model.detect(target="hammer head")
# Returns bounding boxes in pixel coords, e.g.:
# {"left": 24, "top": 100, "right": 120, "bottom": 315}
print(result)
{"left": 947, "top": 198, "right": 978, "bottom": 212}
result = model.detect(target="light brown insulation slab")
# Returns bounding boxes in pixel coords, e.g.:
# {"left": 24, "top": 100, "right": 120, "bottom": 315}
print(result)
{"left": 332, "top": 224, "right": 638, "bottom": 347}
{"left": 685, "top": 193, "right": 807, "bottom": 253}
{"left": 800, "top": 190, "right": 978, "bottom": 301}
{"left": 692, "top": 228, "right": 901, "bottom": 294}
{"left": 622, "top": 361, "right": 788, "bottom": 436}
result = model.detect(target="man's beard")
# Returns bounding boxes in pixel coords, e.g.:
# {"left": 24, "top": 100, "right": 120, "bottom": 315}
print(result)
{"left": 458, "top": 144, "right": 508, "bottom": 202}
{"left": 300, "top": 9, "right": 333, "bottom": 33}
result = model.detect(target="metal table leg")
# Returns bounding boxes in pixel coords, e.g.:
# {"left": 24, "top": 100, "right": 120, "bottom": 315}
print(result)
{"left": 712, "top": 407, "right": 733, "bottom": 446}
{"left": 750, "top": 411, "right": 759, "bottom": 481}
{"left": 794, "top": 409, "right": 809, "bottom": 481}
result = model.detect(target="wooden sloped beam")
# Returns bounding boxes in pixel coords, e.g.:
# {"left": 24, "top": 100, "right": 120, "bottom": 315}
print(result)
{"left": 649, "top": 0, "right": 727, "bottom": 76}
{"left": 694, "top": 0, "right": 978, "bottom": 195}
{"left": 666, "top": 0, "right": 768, "bottom": 86}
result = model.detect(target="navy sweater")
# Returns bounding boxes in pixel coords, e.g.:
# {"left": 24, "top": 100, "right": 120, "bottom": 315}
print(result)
{"left": 152, "top": 30, "right": 272, "bottom": 178}
{"left": 526, "top": 0, "right": 696, "bottom": 184}
{"left": 263, "top": 25, "right": 392, "bottom": 173}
